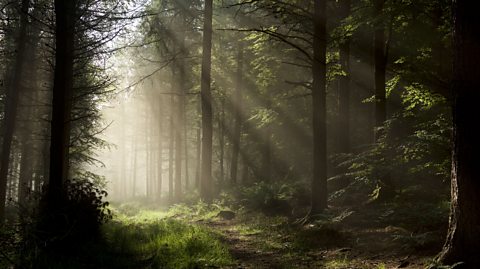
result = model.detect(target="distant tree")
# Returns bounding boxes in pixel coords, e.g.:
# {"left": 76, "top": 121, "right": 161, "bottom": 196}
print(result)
{"left": 200, "top": 0, "right": 213, "bottom": 201}
{"left": 0, "top": 0, "right": 30, "bottom": 222}
{"left": 230, "top": 41, "right": 244, "bottom": 184}
{"left": 437, "top": 0, "right": 480, "bottom": 266}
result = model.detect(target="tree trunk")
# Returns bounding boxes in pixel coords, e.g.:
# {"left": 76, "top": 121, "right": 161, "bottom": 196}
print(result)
{"left": 219, "top": 97, "right": 225, "bottom": 182}
{"left": 195, "top": 122, "right": 201, "bottom": 189}
{"left": 0, "top": 0, "right": 30, "bottom": 222}
{"left": 230, "top": 42, "right": 244, "bottom": 184}
{"left": 338, "top": 0, "right": 351, "bottom": 153}
{"left": 47, "top": 0, "right": 75, "bottom": 207}
{"left": 310, "top": 0, "right": 328, "bottom": 215}
{"left": 374, "top": 0, "right": 386, "bottom": 142}
{"left": 184, "top": 101, "right": 189, "bottom": 190}
{"left": 200, "top": 0, "right": 213, "bottom": 202}
{"left": 437, "top": 0, "right": 480, "bottom": 266}
{"left": 168, "top": 95, "right": 175, "bottom": 202}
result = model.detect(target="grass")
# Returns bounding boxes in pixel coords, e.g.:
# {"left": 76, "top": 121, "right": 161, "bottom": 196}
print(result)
{"left": 105, "top": 213, "right": 232, "bottom": 269}
{"left": 21, "top": 205, "right": 232, "bottom": 269}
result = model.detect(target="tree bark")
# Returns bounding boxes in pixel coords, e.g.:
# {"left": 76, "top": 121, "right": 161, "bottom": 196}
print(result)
{"left": 200, "top": 0, "right": 213, "bottom": 202}
{"left": 47, "top": 0, "right": 75, "bottom": 207}
{"left": 374, "top": 0, "right": 386, "bottom": 142}
{"left": 195, "top": 121, "right": 201, "bottom": 189}
{"left": 437, "top": 0, "right": 480, "bottom": 266}
{"left": 310, "top": 0, "right": 328, "bottom": 215}
{"left": 168, "top": 95, "right": 175, "bottom": 202}
{"left": 230, "top": 42, "right": 244, "bottom": 184}
{"left": 338, "top": 0, "right": 351, "bottom": 153}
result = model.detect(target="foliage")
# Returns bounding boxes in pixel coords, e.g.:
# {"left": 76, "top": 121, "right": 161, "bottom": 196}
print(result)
{"left": 32, "top": 179, "right": 110, "bottom": 256}
{"left": 232, "top": 181, "right": 309, "bottom": 216}
{"left": 106, "top": 216, "right": 232, "bottom": 269}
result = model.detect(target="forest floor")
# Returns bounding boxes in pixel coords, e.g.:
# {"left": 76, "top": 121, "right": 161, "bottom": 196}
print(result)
{"left": 195, "top": 212, "right": 442, "bottom": 269}
{"left": 161, "top": 201, "right": 448, "bottom": 269}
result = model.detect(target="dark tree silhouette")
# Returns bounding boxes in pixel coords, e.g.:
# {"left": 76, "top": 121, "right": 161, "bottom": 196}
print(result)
{"left": 437, "top": 0, "right": 480, "bottom": 266}
{"left": 310, "top": 0, "right": 327, "bottom": 214}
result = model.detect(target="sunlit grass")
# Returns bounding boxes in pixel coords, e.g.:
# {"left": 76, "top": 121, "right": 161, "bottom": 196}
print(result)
{"left": 105, "top": 217, "right": 232, "bottom": 268}
{"left": 27, "top": 205, "right": 232, "bottom": 269}
{"left": 324, "top": 256, "right": 350, "bottom": 268}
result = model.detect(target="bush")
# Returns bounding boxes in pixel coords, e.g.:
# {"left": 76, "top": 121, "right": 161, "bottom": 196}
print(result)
{"left": 24, "top": 179, "right": 111, "bottom": 261}
{"left": 234, "top": 181, "right": 308, "bottom": 216}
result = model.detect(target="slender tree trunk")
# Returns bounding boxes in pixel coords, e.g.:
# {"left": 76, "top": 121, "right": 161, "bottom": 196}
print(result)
{"left": 145, "top": 105, "right": 150, "bottom": 198}
{"left": 47, "top": 0, "right": 75, "bottom": 208}
{"left": 120, "top": 104, "right": 126, "bottom": 199}
{"left": 219, "top": 97, "right": 225, "bottom": 182}
{"left": 168, "top": 95, "right": 175, "bottom": 202}
{"left": 175, "top": 89, "right": 184, "bottom": 202}
{"left": 230, "top": 42, "right": 244, "bottom": 184}
{"left": 195, "top": 123, "right": 201, "bottom": 189}
{"left": 338, "top": 0, "right": 351, "bottom": 153}
{"left": 437, "top": 1, "right": 480, "bottom": 266}
{"left": 157, "top": 108, "right": 163, "bottom": 201}
{"left": 200, "top": 0, "right": 213, "bottom": 201}
{"left": 184, "top": 101, "right": 189, "bottom": 190}
{"left": 374, "top": 0, "right": 386, "bottom": 142}
{"left": 0, "top": 0, "right": 30, "bottom": 222}
{"left": 310, "top": 0, "right": 328, "bottom": 215}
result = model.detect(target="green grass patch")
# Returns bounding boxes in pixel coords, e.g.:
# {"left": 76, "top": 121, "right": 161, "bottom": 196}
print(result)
{"left": 105, "top": 214, "right": 232, "bottom": 268}
{"left": 24, "top": 207, "right": 232, "bottom": 269}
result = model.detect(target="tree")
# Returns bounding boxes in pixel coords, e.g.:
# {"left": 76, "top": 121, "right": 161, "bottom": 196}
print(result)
{"left": 310, "top": 0, "right": 327, "bottom": 214}
{"left": 436, "top": 0, "right": 480, "bottom": 266}
{"left": 46, "top": 0, "right": 76, "bottom": 207}
{"left": 373, "top": 0, "right": 386, "bottom": 142}
{"left": 337, "top": 0, "right": 351, "bottom": 153}
{"left": 0, "top": 0, "right": 30, "bottom": 222}
{"left": 230, "top": 41, "right": 244, "bottom": 184}
{"left": 200, "top": 0, "right": 213, "bottom": 201}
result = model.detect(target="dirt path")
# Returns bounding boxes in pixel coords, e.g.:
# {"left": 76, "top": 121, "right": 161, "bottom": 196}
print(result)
{"left": 205, "top": 219, "right": 287, "bottom": 269}
{"left": 200, "top": 216, "right": 439, "bottom": 269}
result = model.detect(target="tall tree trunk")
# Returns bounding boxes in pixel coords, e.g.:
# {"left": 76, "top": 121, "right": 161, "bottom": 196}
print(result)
{"left": 200, "top": 0, "right": 213, "bottom": 201}
{"left": 157, "top": 108, "right": 163, "bottom": 202}
{"left": 373, "top": 0, "right": 386, "bottom": 142}
{"left": 175, "top": 87, "right": 184, "bottom": 202}
{"left": 0, "top": 0, "right": 30, "bottom": 222}
{"left": 47, "top": 0, "right": 75, "bottom": 207}
{"left": 195, "top": 122, "right": 201, "bottom": 189}
{"left": 145, "top": 105, "right": 150, "bottom": 197}
{"left": 310, "top": 0, "right": 328, "bottom": 215}
{"left": 373, "top": 0, "right": 394, "bottom": 200}
{"left": 168, "top": 95, "right": 175, "bottom": 202}
{"left": 437, "top": 0, "right": 480, "bottom": 266}
{"left": 230, "top": 42, "right": 244, "bottom": 184}
{"left": 184, "top": 101, "right": 189, "bottom": 190}
{"left": 219, "top": 97, "right": 225, "bottom": 182}
{"left": 338, "top": 0, "right": 351, "bottom": 153}
{"left": 120, "top": 104, "right": 127, "bottom": 199}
